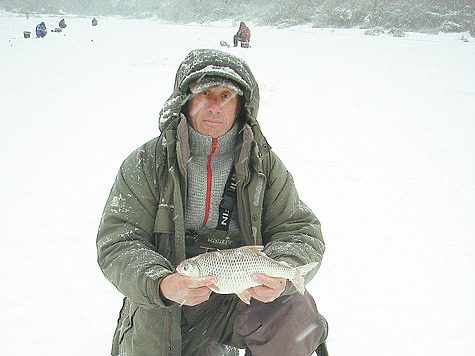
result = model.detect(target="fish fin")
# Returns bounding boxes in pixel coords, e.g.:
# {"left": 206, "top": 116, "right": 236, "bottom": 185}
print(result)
{"left": 237, "top": 245, "right": 264, "bottom": 252}
{"left": 296, "top": 262, "right": 319, "bottom": 276}
{"left": 236, "top": 245, "right": 266, "bottom": 257}
{"left": 276, "top": 260, "right": 292, "bottom": 267}
{"left": 289, "top": 262, "right": 319, "bottom": 295}
{"left": 236, "top": 290, "right": 251, "bottom": 305}
{"left": 208, "top": 285, "right": 220, "bottom": 294}
{"left": 289, "top": 273, "right": 305, "bottom": 294}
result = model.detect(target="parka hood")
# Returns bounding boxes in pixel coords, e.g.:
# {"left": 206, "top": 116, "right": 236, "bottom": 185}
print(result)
{"left": 159, "top": 49, "right": 260, "bottom": 133}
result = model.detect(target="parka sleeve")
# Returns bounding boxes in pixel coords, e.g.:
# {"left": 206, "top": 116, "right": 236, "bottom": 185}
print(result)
{"left": 261, "top": 152, "right": 325, "bottom": 294}
{"left": 96, "top": 144, "right": 174, "bottom": 308}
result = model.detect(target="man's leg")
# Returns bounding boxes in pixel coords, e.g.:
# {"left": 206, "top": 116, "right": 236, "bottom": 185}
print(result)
{"left": 232, "top": 292, "right": 328, "bottom": 356}
{"left": 181, "top": 294, "right": 247, "bottom": 355}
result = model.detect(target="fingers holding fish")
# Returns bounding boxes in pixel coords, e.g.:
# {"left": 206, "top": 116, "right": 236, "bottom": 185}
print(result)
{"left": 253, "top": 273, "right": 287, "bottom": 291}
{"left": 248, "top": 273, "right": 286, "bottom": 303}
{"left": 247, "top": 284, "right": 282, "bottom": 303}
{"left": 160, "top": 273, "right": 217, "bottom": 306}
{"left": 187, "top": 275, "right": 218, "bottom": 289}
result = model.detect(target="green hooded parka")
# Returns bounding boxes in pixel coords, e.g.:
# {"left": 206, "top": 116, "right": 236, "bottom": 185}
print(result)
{"left": 97, "top": 49, "right": 325, "bottom": 356}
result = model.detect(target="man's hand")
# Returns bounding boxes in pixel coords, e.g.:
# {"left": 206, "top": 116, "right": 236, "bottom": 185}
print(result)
{"left": 160, "top": 273, "right": 217, "bottom": 306}
{"left": 247, "top": 273, "right": 286, "bottom": 303}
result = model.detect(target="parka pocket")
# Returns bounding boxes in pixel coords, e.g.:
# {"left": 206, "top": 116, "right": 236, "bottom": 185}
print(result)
{"left": 118, "top": 303, "right": 139, "bottom": 344}
{"left": 153, "top": 204, "right": 175, "bottom": 257}
{"left": 112, "top": 299, "right": 140, "bottom": 355}
{"left": 118, "top": 299, "right": 139, "bottom": 344}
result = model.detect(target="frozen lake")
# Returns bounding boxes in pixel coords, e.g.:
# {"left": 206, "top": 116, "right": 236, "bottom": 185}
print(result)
{"left": 1, "top": 11, "right": 474, "bottom": 355}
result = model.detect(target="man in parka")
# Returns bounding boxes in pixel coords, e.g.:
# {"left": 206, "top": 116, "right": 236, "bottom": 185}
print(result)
{"left": 97, "top": 49, "right": 328, "bottom": 356}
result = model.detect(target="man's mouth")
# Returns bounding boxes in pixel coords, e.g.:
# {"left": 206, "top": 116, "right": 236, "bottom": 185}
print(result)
{"left": 203, "top": 118, "right": 222, "bottom": 124}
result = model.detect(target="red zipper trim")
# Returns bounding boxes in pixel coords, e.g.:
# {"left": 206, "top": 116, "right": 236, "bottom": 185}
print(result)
{"left": 202, "top": 138, "right": 220, "bottom": 226}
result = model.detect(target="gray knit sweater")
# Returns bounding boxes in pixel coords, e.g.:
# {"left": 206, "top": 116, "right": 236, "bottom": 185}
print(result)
{"left": 185, "top": 124, "right": 241, "bottom": 234}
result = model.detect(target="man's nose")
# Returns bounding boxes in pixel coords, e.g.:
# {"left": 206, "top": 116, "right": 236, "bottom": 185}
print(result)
{"left": 206, "top": 97, "right": 221, "bottom": 112}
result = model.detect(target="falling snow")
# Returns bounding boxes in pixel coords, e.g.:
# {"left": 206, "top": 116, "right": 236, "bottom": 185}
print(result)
{"left": 1, "top": 12, "right": 474, "bottom": 356}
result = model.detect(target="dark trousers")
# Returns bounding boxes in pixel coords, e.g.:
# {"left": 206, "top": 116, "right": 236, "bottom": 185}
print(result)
{"left": 233, "top": 35, "right": 250, "bottom": 48}
{"left": 181, "top": 291, "right": 327, "bottom": 356}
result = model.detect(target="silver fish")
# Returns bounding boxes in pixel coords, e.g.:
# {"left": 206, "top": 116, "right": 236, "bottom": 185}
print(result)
{"left": 176, "top": 245, "right": 318, "bottom": 304}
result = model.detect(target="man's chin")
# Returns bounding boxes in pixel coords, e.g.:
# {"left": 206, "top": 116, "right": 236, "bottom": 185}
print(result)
{"left": 202, "top": 127, "right": 227, "bottom": 138}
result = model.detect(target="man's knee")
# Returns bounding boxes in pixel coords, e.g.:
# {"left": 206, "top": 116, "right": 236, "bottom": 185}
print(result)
{"left": 235, "top": 292, "right": 327, "bottom": 355}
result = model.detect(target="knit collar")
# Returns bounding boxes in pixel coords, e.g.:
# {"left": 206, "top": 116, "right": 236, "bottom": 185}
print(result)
{"left": 188, "top": 123, "right": 238, "bottom": 156}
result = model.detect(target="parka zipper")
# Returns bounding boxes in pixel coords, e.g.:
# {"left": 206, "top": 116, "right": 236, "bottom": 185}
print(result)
{"left": 202, "top": 138, "right": 220, "bottom": 226}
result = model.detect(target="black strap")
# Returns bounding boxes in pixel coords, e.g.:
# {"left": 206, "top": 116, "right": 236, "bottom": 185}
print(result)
{"left": 216, "top": 167, "right": 237, "bottom": 231}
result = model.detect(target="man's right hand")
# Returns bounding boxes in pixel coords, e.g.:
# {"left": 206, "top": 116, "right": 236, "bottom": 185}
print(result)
{"left": 159, "top": 273, "right": 217, "bottom": 306}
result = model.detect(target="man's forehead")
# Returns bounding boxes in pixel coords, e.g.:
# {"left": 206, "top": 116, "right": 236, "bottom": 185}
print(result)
{"left": 199, "top": 86, "right": 237, "bottom": 94}
{"left": 189, "top": 76, "right": 243, "bottom": 96}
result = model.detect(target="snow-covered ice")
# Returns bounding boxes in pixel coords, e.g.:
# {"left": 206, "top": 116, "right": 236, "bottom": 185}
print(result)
{"left": 1, "top": 11, "right": 474, "bottom": 355}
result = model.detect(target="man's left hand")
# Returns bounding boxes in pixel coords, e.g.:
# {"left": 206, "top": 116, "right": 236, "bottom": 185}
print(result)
{"left": 247, "top": 273, "right": 286, "bottom": 303}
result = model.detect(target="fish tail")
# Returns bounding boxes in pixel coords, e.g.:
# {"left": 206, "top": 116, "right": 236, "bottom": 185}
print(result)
{"left": 289, "top": 262, "right": 319, "bottom": 294}
{"left": 289, "top": 273, "right": 305, "bottom": 294}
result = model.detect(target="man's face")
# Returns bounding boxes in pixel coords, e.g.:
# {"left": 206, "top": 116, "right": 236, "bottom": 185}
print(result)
{"left": 187, "top": 85, "right": 239, "bottom": 138}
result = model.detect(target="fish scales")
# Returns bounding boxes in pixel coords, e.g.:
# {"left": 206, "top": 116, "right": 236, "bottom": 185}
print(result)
{"left": 194, "top": 247, "right": 297, "bottom": 293}
{"left": 176, "top": 245, "right": 318, "bottom": 304}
